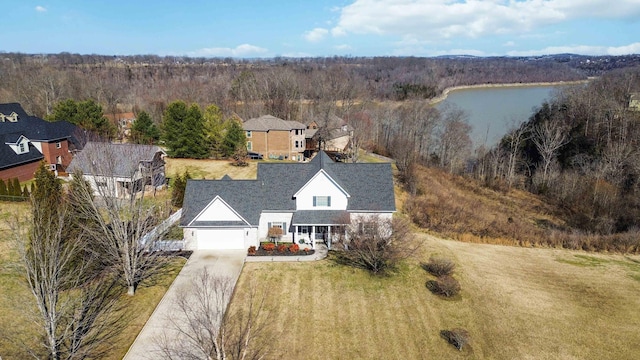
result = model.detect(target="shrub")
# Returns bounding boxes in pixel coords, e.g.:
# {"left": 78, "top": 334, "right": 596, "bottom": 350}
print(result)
{"left": 262, "top": 243, "right": 275, "bottom": 252}
{"left": 303, "top": 248, "right": 310, "bottom": 253}
{"left": 277, "top": 244, "right": 287, "bottom": 253}
{"left": 247, "top": 246, "right": 257, "bottom": 255}
{"left": 289, "top": 244, "right": 300, "bottom": 253}
{"left": 427, "top": 275, "right": 461, "bottom": 297}
{"left": 422, "top": 257, "right": 456, "bottom": 277}
{"left": 440, "top": 328, "right": 470, "bottom": 351}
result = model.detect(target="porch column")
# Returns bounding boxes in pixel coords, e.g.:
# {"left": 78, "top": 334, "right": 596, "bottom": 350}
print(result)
{"left": 311, "top": 226, "right": 316, "bottom": 250}
{"left": 327, "top": 226, "right": 332, "bottom": 250}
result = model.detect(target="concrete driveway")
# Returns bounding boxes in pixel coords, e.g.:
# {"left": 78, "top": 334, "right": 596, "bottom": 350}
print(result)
{"left": 123, "top": 250, "right": 246, "bottom": 360}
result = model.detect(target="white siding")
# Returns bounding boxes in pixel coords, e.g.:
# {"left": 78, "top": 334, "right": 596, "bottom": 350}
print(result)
{"left": 259, "top": 212, "right": 294, "bottom": 241}
{"left": 295, "top": 171, "right": 348, "bottom": 210}
{"left": 197, "top": 198, "right": 243, "bottom": 222}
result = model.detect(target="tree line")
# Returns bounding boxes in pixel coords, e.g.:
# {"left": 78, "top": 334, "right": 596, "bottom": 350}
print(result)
{"left": 475, "top": 67, "right": 640, "bottom": 235}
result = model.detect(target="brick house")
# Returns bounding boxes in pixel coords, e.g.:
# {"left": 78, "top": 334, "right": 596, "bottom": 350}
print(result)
{"left": 0, "top": 103, "right": 80, "bottom": 181}
{"left": 242, "top": 115, "right": 306, "bottom": 161}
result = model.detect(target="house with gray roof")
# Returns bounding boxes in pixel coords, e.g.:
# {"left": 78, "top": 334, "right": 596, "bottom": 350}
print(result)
{"left": 180, "top": 151, "right": 396, "bottom": 250}
{"left": 242, "top": 115, "right": 306, "bottom": 161}
{"left": 67, "top": 142, "right": 166, "bottom": 197}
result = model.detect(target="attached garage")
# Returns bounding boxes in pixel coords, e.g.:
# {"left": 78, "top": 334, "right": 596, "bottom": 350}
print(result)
{"left": 196, "top": 228, "right": 246, "bottom": 250}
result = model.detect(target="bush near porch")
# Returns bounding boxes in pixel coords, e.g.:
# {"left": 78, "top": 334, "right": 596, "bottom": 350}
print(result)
{"left": 248, "top": 243, "right": 314, "bottom": 256}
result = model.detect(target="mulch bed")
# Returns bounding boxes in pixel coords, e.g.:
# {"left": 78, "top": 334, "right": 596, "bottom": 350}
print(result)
{"left": 249, "top": 248, "right": 315, "bottom": 256}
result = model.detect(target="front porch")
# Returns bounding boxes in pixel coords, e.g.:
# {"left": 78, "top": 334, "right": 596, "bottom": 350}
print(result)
{"left": 294, "top": 225, "right": 347, "bottom": 250}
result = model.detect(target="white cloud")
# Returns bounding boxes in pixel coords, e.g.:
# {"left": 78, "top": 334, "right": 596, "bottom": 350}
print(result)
{"left": 503, "top": 41, "right": 516, "bottom": 47}
{"left": 329, "top": 0, "right": 640, "bottom": 41}
{"left": 188, "top": 44, "right": 268, "bottom": 58}
{"left": 335, "top": 44, "right": 352, "bottom": 50}
{"left": 507, "top": 42, "right": 640, "bottom": 56}
{"left": 304, "top": 28, "right": 329, "bottom": 42}
{"left": 35, "top": 5, "right": 47, "bottom": 12}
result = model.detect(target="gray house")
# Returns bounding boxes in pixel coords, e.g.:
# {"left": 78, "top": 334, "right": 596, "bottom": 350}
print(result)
{"left": 68, "top": 142, "right": 166, "bottom": 197}
{"left": 180, "top": 151, "right": 396, "bottom": 250}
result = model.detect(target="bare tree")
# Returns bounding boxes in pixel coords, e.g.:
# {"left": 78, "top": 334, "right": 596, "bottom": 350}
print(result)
{"left": 155, "top": 270, "right": 273, "bottom": 360}
{"left": 505, "top": 122, "right": 530, "bottom": 188}
{"left": 12, "top": 164, "right": 124, "bottom": 359}
{"left": 335, "top": 215, "right": 416, "bottom": 275}
{"left": 68, "top": 142, "right": 170, "bottom": 295}
{"left": 531, "top": 119, "right": 569, "bottom": 187}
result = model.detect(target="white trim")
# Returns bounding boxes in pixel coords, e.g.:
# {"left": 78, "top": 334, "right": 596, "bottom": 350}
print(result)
{"left": 293, "top": 169, "right": 350, "bottom": 199}
{"left": 188, "top": 195, "right": 251, "bottom": 227}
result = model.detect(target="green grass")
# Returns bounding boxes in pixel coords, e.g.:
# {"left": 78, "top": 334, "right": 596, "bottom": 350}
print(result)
{"left": 232, "top": 234, "right": 640, "bottom": 359}
{"left": 558, "top": 254, "right": 640, "bottom": 282}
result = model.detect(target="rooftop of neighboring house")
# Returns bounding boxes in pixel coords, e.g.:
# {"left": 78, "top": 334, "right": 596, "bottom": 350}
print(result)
{"left": 0, "top": 103, "right": 79, "bottom": 170}
{"left": 181, "top": 151, "right": 396, "bottom": 227}
{"left": 67, "top": 142, "right": 165, "bottom": 177}
{"left": 243, "top": 115, "right": 306, "bottom": 132}
{"left": 305, "top": 114, "right": 354, "bottom": 140}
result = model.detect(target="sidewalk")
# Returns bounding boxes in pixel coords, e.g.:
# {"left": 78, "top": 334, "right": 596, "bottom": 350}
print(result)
{"left": 245, "top": 244, "right": 328, "bottom": 262}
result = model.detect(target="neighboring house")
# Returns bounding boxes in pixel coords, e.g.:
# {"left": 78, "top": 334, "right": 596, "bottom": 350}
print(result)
{"left": 305, "top": 115, "right": 354, "bottom": 156}
{"left": 0, "top": 103, "right": 79, "bottom": 181}
{"left": 67, "top": 142, "right": 166, "bottom": 197}
{"left": 243, "top": 115, "right": 306, "bottom": 161}
{"left": 104, "top": 112, "right": 135, "bottom": 138}
{"left": 180, "top": 151, "right": 396, "bottom": 250}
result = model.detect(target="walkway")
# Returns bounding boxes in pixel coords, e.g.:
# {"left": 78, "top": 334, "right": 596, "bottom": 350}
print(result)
{"left": 123, "top": 250, "right": 246, "bottom": 360}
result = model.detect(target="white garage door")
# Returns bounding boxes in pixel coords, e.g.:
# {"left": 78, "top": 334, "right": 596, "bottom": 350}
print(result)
{"left": 197, "top": 229, "right": 245, "bottom": 250}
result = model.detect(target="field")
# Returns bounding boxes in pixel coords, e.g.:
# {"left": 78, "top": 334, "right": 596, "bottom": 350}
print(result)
{"left": 235, "top": 233, "right": 640, "bottom": 359}
{"left": 0, "top": 198, "right": 186, "bottom": 359}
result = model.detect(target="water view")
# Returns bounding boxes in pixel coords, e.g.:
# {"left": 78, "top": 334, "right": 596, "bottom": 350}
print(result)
{"left": 436, "top": 84, "right": 574, "bottom": 147}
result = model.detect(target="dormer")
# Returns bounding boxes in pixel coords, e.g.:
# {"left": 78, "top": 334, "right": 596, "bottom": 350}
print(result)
{"left": 0, "top": 112, "right": 19, "bottom": 122}
{"left": 6, "top": 135, "right": 31, "bottom": 155}
{"left": 293, "top": 169, "right": 350, "bottom": 210}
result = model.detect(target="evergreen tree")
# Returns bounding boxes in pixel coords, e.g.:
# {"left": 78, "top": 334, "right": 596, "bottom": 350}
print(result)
{"left": 162, "top": 101, "right": 208, "bottom": 158}
{"left": 22, "top": 185, "right": 30, "bottom": 198}
{"left": 171, "top": 171, "right": 191, "bottom": 208}
{"left": 130, "top": 111, "right": 160, "bottom": 144}
{"left": 222, "top": 118, "right": 247, "bottom": 158}
{"left": 12, "top": 178, "right": 21, "bottom": 196}
{"left": 0, "top": 179, "right": 6, "bottom": 196}
{"left": 48, "top": 99, "right": 116, "bottom": 139}
{"left": 203, "top": 105, "right": 225, "bottom": 158}
{"left": 32, "top": 163, "right": 62, "bottom": 222}
{"left": 7, "top": 178, "right": 14, "bottom": 197}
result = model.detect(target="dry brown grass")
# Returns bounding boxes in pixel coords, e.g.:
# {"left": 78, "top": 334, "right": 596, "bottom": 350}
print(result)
{"left": 403, "top": 165, "right": 640, "bottom": 252}
{"left": 233, "top": 233, "right": 640, "bottom": 359}
{"left": 165, "top": 158, "right": 258, "bottom": 180}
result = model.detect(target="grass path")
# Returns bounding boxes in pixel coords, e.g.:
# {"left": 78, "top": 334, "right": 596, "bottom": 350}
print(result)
{"left": 234, "top": 233, "right": 640, "bottom": 359}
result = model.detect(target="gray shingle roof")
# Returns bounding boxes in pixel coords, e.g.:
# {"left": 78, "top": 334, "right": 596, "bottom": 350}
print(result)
{"left": 67, "top": 142, "right": 165, "bottom": 177}
{"left": 181, "top": 179, "right": 264, "bottom": 226}
{"left": 243, "top": 115, "right": 306, "bottom": 131}
{"left": 292, "top": 210, "right": 350, "bottom": 225}
{"left": 181, "top": 151, "right": 396, "bottom": 227}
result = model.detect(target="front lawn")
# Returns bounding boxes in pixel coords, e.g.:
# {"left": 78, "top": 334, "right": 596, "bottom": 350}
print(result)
{"left": 232, "top": 233, "right": 640, "bottom": 359}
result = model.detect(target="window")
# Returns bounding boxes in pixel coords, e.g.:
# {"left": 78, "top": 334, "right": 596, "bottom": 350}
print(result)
{"left": 56, "top": 156, "right": 62, "bottom": 164}
{"left": 268, "top": 222, "right": 287, "bottom": 233}
{"left": 247, "top": 141, "right": 252, "bottom": 150}
{"left": 95, "top": 181, "right": 107, "bottom": 187}
{"left": 56, "top": 142, "right": 62, "bottom": 149}
{"left": 313, "top": 196, "right": 331, "bottom": 207}
{"left": 295, "top": 140, "right": 299, "bottom": 148}
{"left": 19, "top": 143, "right": 25, "bottom": 153}
{"left": 246, "top": 130, "right": 252, "bottom": 138}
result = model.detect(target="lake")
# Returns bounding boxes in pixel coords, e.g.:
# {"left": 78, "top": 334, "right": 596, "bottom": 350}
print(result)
{"left": 436, "top": 84, "right": 575, "bottom": 147}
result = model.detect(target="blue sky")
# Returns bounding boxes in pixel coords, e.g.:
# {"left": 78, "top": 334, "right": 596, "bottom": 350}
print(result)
{"left": 3, "top": 0, "right": 640, "bottom": 58}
